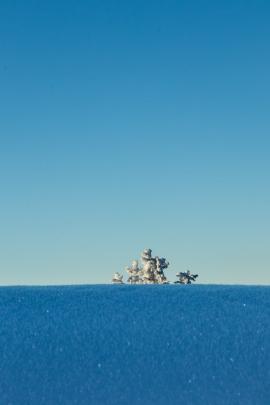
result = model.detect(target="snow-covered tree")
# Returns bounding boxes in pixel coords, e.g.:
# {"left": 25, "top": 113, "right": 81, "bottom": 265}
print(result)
{"left": 112, "top": 249, "right": 200, "bottom": 285}
{"left": 140, "top": 248, "right": 170, "bottom": 284}
{"left": 112, "top": 272, "right": 124, "bottom": 284}
{"left": 126, "top": 260, "right": 142, "bottom": 284}
{"left": 175, "top": 270, "right": 198, "bottom": 284}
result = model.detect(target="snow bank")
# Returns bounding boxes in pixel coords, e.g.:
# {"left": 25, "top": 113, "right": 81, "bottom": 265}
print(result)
{"left": 0, "top": 285, "right": 269, "bottom": 404}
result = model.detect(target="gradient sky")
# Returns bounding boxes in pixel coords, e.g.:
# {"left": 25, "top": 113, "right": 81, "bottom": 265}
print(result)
{"left": 0, "top": 0, "right": 269, "bottom": 285}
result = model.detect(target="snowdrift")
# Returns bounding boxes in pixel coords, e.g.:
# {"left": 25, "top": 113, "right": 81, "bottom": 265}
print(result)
{"left": 0, "top": 285, "right": 269, "bottom": 404}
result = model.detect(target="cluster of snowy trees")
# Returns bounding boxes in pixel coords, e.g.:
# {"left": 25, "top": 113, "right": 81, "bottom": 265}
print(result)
{"left": 112, "top": 248, "right": 198, "bottom": 285}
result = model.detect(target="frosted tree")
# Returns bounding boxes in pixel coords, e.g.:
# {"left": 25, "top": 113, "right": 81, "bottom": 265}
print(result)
{"left": 155, "top": 256, "right": 170, "bottom": 284}
{"left": 112, "top": 248, "right": 171, "bottom": 284}
{"left": 112, "top": 272, "right": 124, "bottom": 284}
{"left": 126, "top": 260, "right": 142, "bottom": 284}
{"left": 141, "top": 249, "right": 156, "bottom": 283}
{"left": 140, "top": 248, "right": 170, "bottom": 284}
{"left": 175, "top": 270, "right": 198, "bottom": 284}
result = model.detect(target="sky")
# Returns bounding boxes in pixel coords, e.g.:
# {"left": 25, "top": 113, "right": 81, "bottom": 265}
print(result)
{"left": 0, "top": 0, "right": 269, "bottom": 285}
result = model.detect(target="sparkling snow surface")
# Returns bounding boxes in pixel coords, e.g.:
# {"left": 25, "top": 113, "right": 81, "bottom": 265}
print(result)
{"left": 0, "top": 285, "right": 269, "bottom": 404}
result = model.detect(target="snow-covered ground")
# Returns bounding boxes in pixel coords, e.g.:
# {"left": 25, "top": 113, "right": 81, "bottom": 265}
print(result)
{"left": 0, "top": 285, "right": 269, "bottom": 404}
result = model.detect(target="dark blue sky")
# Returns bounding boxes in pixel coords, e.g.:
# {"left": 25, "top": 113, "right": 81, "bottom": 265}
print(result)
{"left": 1, "top": 1, "right": 269, "bottom": 284}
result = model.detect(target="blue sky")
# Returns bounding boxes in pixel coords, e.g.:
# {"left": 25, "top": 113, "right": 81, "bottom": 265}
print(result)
{"left": 0, "top": 0, "right": 269, "bottom": 284}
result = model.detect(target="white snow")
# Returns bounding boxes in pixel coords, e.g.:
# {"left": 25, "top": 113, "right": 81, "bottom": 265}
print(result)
{"left": 0, "top": 284, "right": 269, "bottom": 404}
